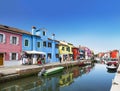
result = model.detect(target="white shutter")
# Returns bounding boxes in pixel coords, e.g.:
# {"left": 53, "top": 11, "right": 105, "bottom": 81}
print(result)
{"left": 10, "top": 36, "right": 12, "bottom": 44}
{"left": 17, "top": 37, "right": 19, "bottom": 45}
{"left": 10, "top": 53, "right": 12, "bottom": 60}
{"left": 3, "top": 34, "right": 6, "bottom": 43}
{"left": 16, "top": 53, "right": 18, "bottom": 60}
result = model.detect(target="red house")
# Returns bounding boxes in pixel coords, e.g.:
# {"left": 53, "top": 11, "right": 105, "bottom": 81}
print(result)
{"left": 72, "top": 47, "right": 80, "bottom": 60}
{"left": 110, "top": 50, "right": 119, "bottom": 59}
{"left": 0, "top": 25, "right": 30, "bottom": 66}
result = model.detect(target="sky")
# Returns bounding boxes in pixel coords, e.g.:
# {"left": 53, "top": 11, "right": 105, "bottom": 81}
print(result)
{"left": 0, "top": 0, "right": 120, "bottom": 54}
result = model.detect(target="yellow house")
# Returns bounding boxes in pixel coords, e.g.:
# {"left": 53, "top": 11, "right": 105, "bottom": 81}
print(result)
{"left": 59, "top": 41, "right": 73, "bottom": 62}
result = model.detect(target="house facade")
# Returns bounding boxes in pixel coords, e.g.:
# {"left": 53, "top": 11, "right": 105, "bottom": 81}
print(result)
{"left": 22, "top": 26, "right": 59, "bottom": 64}
{"left": 110, "top": 50, "right": 119, "bottom": 59}
{"left": 72, "top": 47, "right": 80, "bottom": 61}
{"left": 58, "top": 41, "right": 73, "bottom": 62}
{"left": 0, "top": 25, "right": 30, "bottom": 66}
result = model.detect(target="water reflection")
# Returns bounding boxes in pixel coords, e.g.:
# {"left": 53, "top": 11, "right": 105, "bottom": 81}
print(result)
{"left": 0, "top": 64, "right": 96, "bottom": 91}
{"left": 107, "top": 69, "right": 117, "bottom": 73}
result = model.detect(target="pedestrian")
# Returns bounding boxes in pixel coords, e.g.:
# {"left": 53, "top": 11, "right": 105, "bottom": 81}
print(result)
{"left": 41, "top": 55, "right": 45, "bottom": 64}
{"left": 48, "top": 56, "right": 50, "bottom": 63}
{"left": 37, "top": 58, "right": 41, "bottom": 64}
{"left": 59, "top": 56, "right": 62, "bottom": 63}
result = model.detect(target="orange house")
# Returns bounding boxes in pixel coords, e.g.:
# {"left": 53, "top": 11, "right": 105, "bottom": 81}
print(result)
{"left": 110, "top": 50, "right": 119, "bottom": 59}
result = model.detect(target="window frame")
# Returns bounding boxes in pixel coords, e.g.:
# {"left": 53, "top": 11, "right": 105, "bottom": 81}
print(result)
{"left": 55, "top": 44, "right": 58, "bottom": 48}
{"left": 43, "top": 31, "right": 46, "bottom": 36}
{"left": 10, "top": 36, "right": 19, "bottom": 45}
{"left": 62, "top": 47, "right": 65, "bottom": 51}
{"left": 10, "top": 53, "right": 18, "bottom": 60}
{"left": 37, "top": 42, "right": 40, "bottom": 48}
{"left": 0, "top": 33, "right": 5, "bottom": 43}
{"left": 24, "top": 39, "right": 29, "bottom": 47}
{"left": 47, "top": 53, "right": 52, "bottom": 59}
{"left": 43, "top": 41, "right": 46, "bottom": 47}
{"left": 48, "top": 42, "right": 52, "bottom": 48}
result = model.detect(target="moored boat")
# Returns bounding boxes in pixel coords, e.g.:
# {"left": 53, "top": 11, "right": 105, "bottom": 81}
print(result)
{"left": 41, "top": 66, "right": 64, "bottom": 76}
{"left": 106, "top": 58, "right": 119, "bottom": 70}
{"left": 106, "top": 64, "right": 118, "bottom": 70}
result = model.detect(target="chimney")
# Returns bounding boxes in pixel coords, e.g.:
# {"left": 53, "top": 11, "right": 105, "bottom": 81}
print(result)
{"left": 32, "top": 26, "right": 36, "bottom": 35}
{"left": 52, "top": 33, "right": 55, "bottom": 40}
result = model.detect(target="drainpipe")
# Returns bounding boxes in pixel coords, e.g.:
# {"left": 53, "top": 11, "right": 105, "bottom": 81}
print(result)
{"left": 52, "top": 34, "right": 56, "bottom": 62}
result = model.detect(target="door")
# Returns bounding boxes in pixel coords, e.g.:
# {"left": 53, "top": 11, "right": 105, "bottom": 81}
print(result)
{"left": 0, "top": 54, "right": 3, "bottom": 65}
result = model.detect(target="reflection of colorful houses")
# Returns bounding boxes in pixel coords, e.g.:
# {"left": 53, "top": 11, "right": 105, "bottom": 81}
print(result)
{"left": 72, "top": 68, "right": 80, "bottom": 78}
{"left": 72, "top": 46, "right": 80, "bottom": 60}
{"left": 58, "top": 41, "right": 73, "bottom": 62}
{"left": 59, "top": 73, "right": 73, "bottom": 87}
{"left": 0, "top": 25, "right": 30, "bottom": 66}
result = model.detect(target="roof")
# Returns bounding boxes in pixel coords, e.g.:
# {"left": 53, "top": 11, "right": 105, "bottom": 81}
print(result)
{"left": 48, "top": 38, "right": 59, "bottom": 42}
{"left": 72, "top": 46, "right": 79, "bottom": 49}
{"left": 0, "top": 24, "right": 31, "bottom": 35}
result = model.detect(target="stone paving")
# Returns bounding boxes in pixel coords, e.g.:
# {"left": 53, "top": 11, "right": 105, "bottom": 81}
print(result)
{"left": 110, "top": 65, "right": 120, "bottom": 91}
{"left": 0, "top": 61, "right": 77, "bottom": 75}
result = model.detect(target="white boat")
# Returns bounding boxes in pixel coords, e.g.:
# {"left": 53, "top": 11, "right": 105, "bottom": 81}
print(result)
{"left": 106, "top": 64, "right": 117, "bottom": 70}
{"left": 106, "top": 58, "right": 119, "bottom": 70}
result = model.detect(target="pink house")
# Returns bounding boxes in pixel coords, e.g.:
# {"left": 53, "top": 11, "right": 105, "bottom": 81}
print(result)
{"left": 0, "top": 25, "right": 30, "bottom": 66}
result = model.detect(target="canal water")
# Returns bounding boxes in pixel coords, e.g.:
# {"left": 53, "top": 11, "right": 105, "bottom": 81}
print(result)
{"left": 0, "top": 63, "right": 116, "bottom": 91}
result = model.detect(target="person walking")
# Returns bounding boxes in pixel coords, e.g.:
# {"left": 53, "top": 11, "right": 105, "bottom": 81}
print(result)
{"left": 59, "top": 56, "right": 62, "bottom": 63}
{"left": 48, "top": 56, "right": 51, "bottom": 63}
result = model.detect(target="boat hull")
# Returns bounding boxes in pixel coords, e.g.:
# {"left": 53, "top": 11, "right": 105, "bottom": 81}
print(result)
{"left": 106, "top": 66, "right": 117, "bottom": 70}
{"left": 43, "top": 67, "right": 64, "bottom": 76}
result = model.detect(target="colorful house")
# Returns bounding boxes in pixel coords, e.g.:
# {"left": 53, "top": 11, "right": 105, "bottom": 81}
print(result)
{"left": 0, "top": 25, "right": 30, "bottom": 66}
{"left": 79, "top": 46, "right": 85, "bottom": 60}
{"left": 84, "top": 47, "right": 92, "bottom": 60}
{"left": 72, "top": 46, "right": 80, "bottom": 60}
{"left": 58, "top": 41, "right": 73, "bottom": 62}
{"left": 22, "top": 26, "right": 59, "bottom": 64}
{"left": 110, "top": 50, "right": 119, "bottom": 59}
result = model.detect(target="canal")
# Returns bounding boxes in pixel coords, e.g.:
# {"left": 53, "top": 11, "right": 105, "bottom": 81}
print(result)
{"left": 0, "top": 63, "right": 116, "bottom": 91}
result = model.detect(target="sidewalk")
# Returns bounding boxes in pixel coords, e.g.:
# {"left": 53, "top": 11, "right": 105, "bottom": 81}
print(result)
{"left": 110, "top": 65, "right": 120, "bottom": 91}
{"left": 0, "top": 61, "right": 78, "bottom": 82}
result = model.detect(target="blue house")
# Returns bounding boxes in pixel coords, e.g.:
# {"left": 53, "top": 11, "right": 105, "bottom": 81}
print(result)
{"left": 33, "top": 27, "right": 59, "bottom": 63}
{"left": 22, "top": 26, "right": 59, "bottom": 64}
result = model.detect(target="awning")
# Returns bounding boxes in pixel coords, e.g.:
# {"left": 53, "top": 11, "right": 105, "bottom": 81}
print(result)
{"left": 25, "top": 51, "right": 46, "bottom": 55}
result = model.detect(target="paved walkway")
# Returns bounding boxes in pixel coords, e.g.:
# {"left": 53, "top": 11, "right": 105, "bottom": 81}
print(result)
{"left": 0, "top": 61, "right": 77, "bottom": 75}
{"left": 110, "top": 65, "right": 120, "bottom": 91}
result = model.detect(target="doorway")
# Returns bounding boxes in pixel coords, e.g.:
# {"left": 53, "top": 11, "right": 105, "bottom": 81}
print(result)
{"left": 0, "top": 54, "right": 3, "bottom": 65}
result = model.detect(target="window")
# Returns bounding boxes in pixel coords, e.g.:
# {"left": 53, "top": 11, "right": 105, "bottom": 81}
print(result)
{"left": 55, "top": 44, "right": 58, "bottom": 48}
{"left": 62, "top": 47, "right": 64, "bottom": 51}
{"left": 10, "top": 53, "right": 18, "bottom": 60}
{"left": 66, "top": 47, "right": 70, "bottom": 52}
{"left": 56, "top": 54, "right": 59, "bottom": 58}
{"left": 37, "top": 42, "right": 40, "bottom": 48}
{"left": 43, "top": 31, "right": 46, "bottom": 36}
{"left": 47, "top": 53, "right": 51, "bottom": 59}
{"left": 25, "top": 39, "right": 29, "bottom": 46}
{"left": 10, "top": 36, "right": 19, "bottom": 45}
{"left": 43, "top": 41, "right": 46, "bottom": 47}
{"left": 0, "top": 34, "right": 3, "bottom": 43}
{"left": 12, "top": 37, "right": 17, "bottom": 44}
{"left": 0, "top": 33, "right": 5, "bottom": 43}
{"left": 48, "top": 42, "right": 52, "bottom": 47}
